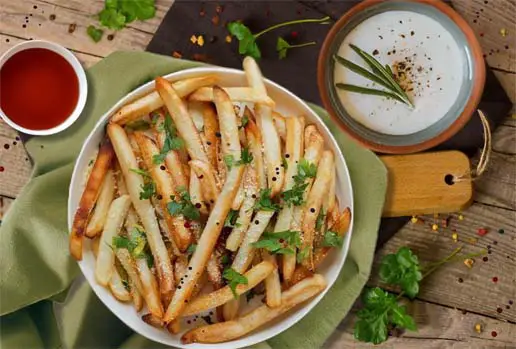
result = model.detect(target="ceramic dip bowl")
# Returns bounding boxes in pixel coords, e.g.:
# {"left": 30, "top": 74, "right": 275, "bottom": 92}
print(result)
{"left": 318, "top": 0, "right": 485, "bottom": 154}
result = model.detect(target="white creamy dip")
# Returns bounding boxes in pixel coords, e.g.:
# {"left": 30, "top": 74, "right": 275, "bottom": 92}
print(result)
{"left": 334, "top": 11, "right": 465, "bottom": 135}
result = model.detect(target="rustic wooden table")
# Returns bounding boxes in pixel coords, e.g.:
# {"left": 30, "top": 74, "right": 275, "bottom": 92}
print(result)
{"left": 1, "top": 1, "right": 515, "bottom": 347}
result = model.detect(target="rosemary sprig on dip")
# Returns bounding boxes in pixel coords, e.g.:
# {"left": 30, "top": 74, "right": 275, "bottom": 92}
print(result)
{"left": 334, "top": 44, "right": 414, "bottom": 107}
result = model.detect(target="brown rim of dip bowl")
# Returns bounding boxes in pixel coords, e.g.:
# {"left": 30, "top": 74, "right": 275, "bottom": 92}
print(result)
{"left": 318, "top": 0, "right": 486, "bottom": 154}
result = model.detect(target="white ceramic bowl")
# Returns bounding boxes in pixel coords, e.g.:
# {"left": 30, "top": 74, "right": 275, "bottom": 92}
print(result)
{"left": 0, "top": 40, "right": 87, "bottom": 136}
{"left": 68, "top": 67, "right": 354, "bottom": 348}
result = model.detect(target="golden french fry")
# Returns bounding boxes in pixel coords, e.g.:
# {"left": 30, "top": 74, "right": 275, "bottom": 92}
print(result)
{"left": 189, "top": 87, "right": 275, "bottom": 106}
{"left": 109, "top": 268, "right": 131, "bottom": 302}
{"left": 174, "top": 255, "right": 188, "bottom": 284}
{"left": 225, "top": 167, "right": 258, "bottom": 251}
{"left": 261, "top": 250, "right": 282, "bottom": 308}
{"left": 163, "top": 165, "right": 245, "bottom": 323}
{"left": 200, "top": 103, "right": 220, "bottom": 170}
{"left": 231, "top": 210, "right": 275, "bottom": 273}
{"left": 301, "top": 151, "right": 334, "bottom": 270}
{"left": 95, "top": 195, "right": 131, "bottom": 286}
{"left": 134, "top": 132, "right": 192, "bottom": 252}
{"left": 324, "top": 166, "right": 336, "bottom": 215}
{"left": 243, "top": 57, "right": 284, "bottom": 196}
{"left": 222, "top": 297, "right": 241, "bottom": 322}
{"left": 189, "top": 160, "right": 220, "bottom": 205}
{"left": 135, "top": 258, "right": 164, "bottom": 318}
{"left": 182, "top": 274, "right": 327, "bottom": 344}
{"left": 183, "top": 261, "right": 274, "bottom": 316}
{"left": 272, "top": 112, "right": 286, "bottom": 141}
{"left": 189, "top": 167, "right": 209, "bottom": 216}
{"left": 245, "top": 117, "right": 267, "bottom": 190}
{"left": 207, "top": 253, "right": 224, "bottom": 290}
{"left": 107, "top": 123, "right": 174, "bottom": 300}
{"left": 111, "top": 76, "right": 218, "bottom": 125}
{"left": 70, "top": 139, "right": 114, "bottom": 260}
{"left": 85, "top": 170, "right": 116, "bottom": 238}
{"left": 116, "top": 248, "right": 145, "bottom": 311}
{"left": 142, "top": 313, "right": 164, "bottom": 328}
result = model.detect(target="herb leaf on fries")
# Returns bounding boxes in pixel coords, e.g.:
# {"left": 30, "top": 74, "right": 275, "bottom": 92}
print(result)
{"left": 223, "top": 268, "right": 249, "bottom": 299}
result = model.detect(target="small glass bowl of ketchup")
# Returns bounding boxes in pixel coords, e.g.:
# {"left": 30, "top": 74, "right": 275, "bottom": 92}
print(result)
{"left": 0, "top": 40, "right": 87, "bottom": 136}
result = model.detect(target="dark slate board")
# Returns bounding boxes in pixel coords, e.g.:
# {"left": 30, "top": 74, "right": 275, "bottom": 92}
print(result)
{"left": 147, "top": 1, "right": 512, "bottom": 249}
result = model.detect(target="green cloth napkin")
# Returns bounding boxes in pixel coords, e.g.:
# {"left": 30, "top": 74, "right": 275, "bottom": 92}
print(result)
{"left": 0, "top": 51, "right": 387, "bottom": 349}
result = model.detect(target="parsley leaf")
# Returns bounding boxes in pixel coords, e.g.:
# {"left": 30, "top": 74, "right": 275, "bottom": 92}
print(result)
{"left": 254, "top": 188, "right": 280, "bottom": 212}
{"left": 276, "top": 37, "right": 317, "bottom": 60}
{"left": 87, "top": 25, "right": 104, "bottom": 42}
{"left": 224, "top": 209, "right": 241, "bottom": 228}
{"left": 227, "top": 22, "right": 261, "bottom": 59}
{"left": 130, "top": 168, "right": 150, "bottom": 177}
{"left": 153, "top": 113, "right": 184, "bottom": 164}
{"left": 252, "top": 231, "right": 301, "bottom": 255}
{"left": 221, "top": 254, "right": 231, "bottom": 267}
{"left": 224, "top": 155, "right": 235, "bottom": 170}
{"left": 98, "top": 8, "right": 126, "bottom": 30}
{"left": 379, "top": 247, "right": 422, "bottom": 298}
{"left": 354, "top": 287, "right": 416, "bottom": 344}
{"left": 240, "top": 115, "right": 249, "bottom": 128}
{"left": 186, "top": 244, "right": 197, "bottom": 255}
{"left": 315, "top": 209, "right": 326, "bottom": 231}
{"left": 240, "top": 147, "right": 253, "bottom": 165}
{"left": 223, "top": 268, "right": 248, "bottom": 299}
{"left": 97, "top": 0, "right": 155, "bottom": 31}
{"left": 112, "top": 226, "right": 153, "bottom": 267}
{"left": 282, "top": 182, "right": 309, "bottom": 206}
{"left": 167, "top": 189, "right": 201, "bottom": 221}
{"left": 139, "top": 181, "right": 156, "bottom": 200}
{"left": 321, "top": 230, "right": 343, "bottom": 248}
{"left": 297, "top": 246, "right": 310, "bottom": 263}
{"left": 281, "top": 157, "right": 289, "bottom": 170}
{"left": 294, "top": 159, "right": 317, "bottom": 184}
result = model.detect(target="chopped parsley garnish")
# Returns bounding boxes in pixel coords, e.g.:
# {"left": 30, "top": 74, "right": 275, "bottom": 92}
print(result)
{"left": 315, "top": 209, "right": 326, "bottom": 231}
{"left": 139, "top": 181, "right": 156, "bottom": 200}
{"left": 321, "top": 230, "right": 344, "bottom": 248}
{"left": 296, "top": 246, "right": 310, "bottom": 263}
{"left": 87, "top": 25, "right": 104, "bottom": 42}
{"left": 221, "top": 254, "right": 231, "bottom": 267}
{"left": 224, "top": 209, "right": 241, "bottom": 228}
{"left": 282, "top": 182, "right": 309, "bottom": 207}
{"left": 223, "top": 268, "right": 248, "bottom": 298}
{"left": 186, "top": 244, "right": 197, "bottom": 255}
{"left": 125, "top": 119, "right": 150, "bottom": 131}
{"left": 130, "top": 168, "right": 151, "bottom": 177}
{"left": 112, "top": 226, "right": 153, "bottom": 267}
{"left": 167, "top": 189, "right": 200, "bottom": 221}
{"left": 223, "top": 148, "right": 253, "bottom": 170}
{"left": 240, "top": 115, "right": 249, "bottom": 129}
{"left": 252, "top": 230, "right": 301, "bottom": 255}
{"left": 293, "top": 158, "right": 317, "bottom": 184}
{"left": 281, "top": 156, "right": 289, "bottom": 170}
{"left": 153, "top": 113, "right": 184, "bottom": 164}
{"left": 254, "top": 188, "right": 280, "bottom": 212}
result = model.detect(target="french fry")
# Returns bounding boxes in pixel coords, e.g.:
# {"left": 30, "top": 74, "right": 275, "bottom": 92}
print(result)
{"left": 174, "top": 255, "right": 189, "bottom": 284}
{"left": 163, "top": 165, "right": 245, "bottom": 323}
{"left": 153, "top": 113, "right": 189, "bottom": 190}
{"left": 291, "top": 208, "right": 351, "bottom": 285}
{"left": 135, "top": 258, "right": 164, "bottom": 318}
{"left": 86, "top": 170, "right": 116, "bottom": 238}
{"left": 183, "top": 261, "right": 274, "bottom": 316}
{"left": 200, "top": 103, "right": 220, "bottom": 170}
{"left": 182, "top": 274, "right": 327, "bottom": 344}
{"left": 142, "top": 313, "right": 164, "bottom": 328}
{"left": 134, "top": 132, "right": 192, "bottom": 252}
{"left": 95, "top": 195, "right": 131, "bottom": 286}
{"left": 189, "top": 167, "right": 209, "bottom": 216}
{"left": 189, "top": 160, "right": 220, "bottom": 205}
{"left": 301, "top": 151, "right": 335, "bottom": 270}
{"left": 207, "top": 253, "right": 224, "bottom": 290}
{"left": 231, "top": 210, "right": 275, "bottom": 273}
{"left": 107, "top": 123, "right": 174, "bottom": 300}
{"left": 272, "top": 112, "right": 286, "bottom": 142}
{"left": 262, "top": 250, "right": 282, "bottom": 308}
{"left": 111, "top": 75, "right": 217, "bottom": 125}
{"left": 225, "top": 166, "right": 258, "bottom": 251}
{"left": 109, "top": 274, "right": 131, "bottom": 302}
{"left": 243, "top": 57, "right": 284, "bottom": 196}
{"left": 324, "top": 167, "right": 336, "bottom": 216}
{"left": 273, "top": 116, "right": 305, "bottom": 282}
{"left": 245, "top": 117, "right": 267, "bottom": 190}
{"left": 189, "top": 87, "right": 275, "bottom": 106}
{"left": 156, "top": 77, "right": 218, "bottom": 203}
{"left": 70, "top": 139, "right": 114, "bottom": 260}
{"left": 116, "top": 248, "right": 145, "bottom": 312}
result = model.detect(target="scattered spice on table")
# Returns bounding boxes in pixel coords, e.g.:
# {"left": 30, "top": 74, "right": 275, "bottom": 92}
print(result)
{"left": 172, "top": 51, "right": 182, "bottom": 59}
{"left": 225, "top": 35, "right": 232, "bottom": 43}
{"left": 500, "top": 28, "right": 508, "bottom": 37}
{"left": 411, "top": 216, "right": 418, "bottom": 224}
{"left": 458, "top": 214, "right": 464, "bottom": 221}
{"left": 474, "top": 323, "right": 482, "bottom": 333}
{"left": 498, "top": 228, "right": 504, "bottom": 234}
{"left": 477, "top": 228, "right": 488, "bottom": 236}
{"left": 431, "top": 223, "right": 438, "bottom": 231}
{"left": 491, "top": 331, "right": 497, "bottom": 337}
{"left": 463, "top": 258, "right": 474, "bottom": 268}
{"left": 492, "top": 276, "right": 498, "bottom": 283}
{"left": 452, "top": 232, "right": 458, "bottom": 242}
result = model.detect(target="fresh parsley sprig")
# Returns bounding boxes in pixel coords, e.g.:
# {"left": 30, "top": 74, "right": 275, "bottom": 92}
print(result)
{"left": 112, "top": 226, "right": 154, "bottom": 267}
{"left": 254, "top": 188, "right": 280, "bottom": 212}
{"left": 252, "top": 230, "right": 301, "bottom": 255}
{"left": 276, "top": 37, "right": 316, "bottom": 59}
{"left": 281, "top": 159, "right": 317, "bottom": 206}
{"left": 379, "top": 247, "right": 422, "bottom": 298}
{"left": 167, "top": 188, "right": 201, "bottom": 221}
{"left": 223, "top": 147, "right": 253, "bottom": 170}
{"left": 321, "top": 230, "right": 344, "bottom": 248}
{"left": 223, "top": 268, "right": 248, "bottom": 298}
{"left": 130, "top": 168, "right": 156, "bottom": 200}
{"left": 153, "top": 113, "right": 184, "bottom": 164}
{"left": 224, "top": 209, "right": 241, "bottom": 228}
{"left": 227, "top": 16, "right": 330, "bottom": 59}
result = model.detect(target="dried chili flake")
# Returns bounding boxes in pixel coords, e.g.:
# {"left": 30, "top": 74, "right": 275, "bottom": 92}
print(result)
{"left": 172, "top": 51, "right": 182, "bottom": 59}
{"left": 432, "top": 223, "right": 438, "bottom": 231}
{"left": 468, "top": 237, "right": 478, "bottom": 244}
{"left": 458, "top": 214, "right": 464, "bottom": 220}
{"left": 464, "top": 258, "right": 474, "bottom": 268}
{"left": 225, "top": 35, "right": 232, "bottom": 43}
{"left": 452, "top": 232, "right": 458, "bottom": 242}
{"left": 197, "top": 35, "right": 205, "bottom": 47}
{"left": 492, "top": 276, "right": 498, "bottom": 283}
{"left": 291, "top": 31, "right": 299, "bottom": 38}
{"left": 477, "top": 228, "right": 488, "bottom": 236}
{"left": 474, "top": 323, "right": 482, "bottom": 333}
{"left": 216, "top": 5, "right": 223, "bottom": 14}
{"left": 212, "top": 15, "right": 220, "bottom": 26}
{"left": 190, "top": 35, "right": 198, "bottom": 44}
{"left": 411, "top": 216, "right": 418, "bottom": 224}
{"left": 500, "top": 28, "right": 508, "bottom": 37}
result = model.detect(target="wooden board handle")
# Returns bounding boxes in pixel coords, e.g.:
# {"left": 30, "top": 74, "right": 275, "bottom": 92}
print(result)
{"left": 380, "top": 151, "right": 473, "bottom": 217}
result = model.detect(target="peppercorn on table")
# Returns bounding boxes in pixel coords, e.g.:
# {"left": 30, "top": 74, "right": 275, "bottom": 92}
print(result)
{"left": 0, "top": 0, "right": 515, "bottom": 347}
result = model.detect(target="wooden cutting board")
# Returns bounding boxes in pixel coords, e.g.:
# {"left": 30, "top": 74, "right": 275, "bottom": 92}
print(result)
{"left": 381, "top": 151, "right": 473, "bottom": 217}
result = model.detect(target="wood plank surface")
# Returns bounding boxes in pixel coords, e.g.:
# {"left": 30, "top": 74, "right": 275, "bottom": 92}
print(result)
{"left": 0, "top": 0, "right": 514, "bottom": 348}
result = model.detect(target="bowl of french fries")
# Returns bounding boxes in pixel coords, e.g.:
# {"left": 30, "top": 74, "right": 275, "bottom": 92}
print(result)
{"left": 68, "top": 57, "right": 353, "bottom": 348}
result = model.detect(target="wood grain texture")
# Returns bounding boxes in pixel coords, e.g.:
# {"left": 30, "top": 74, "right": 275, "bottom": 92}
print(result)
{"left": 381, "top": 151, "right": 473, "bottom": 217}
{"left": 325, "top": 299, "right": 516, "bottom": 348}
